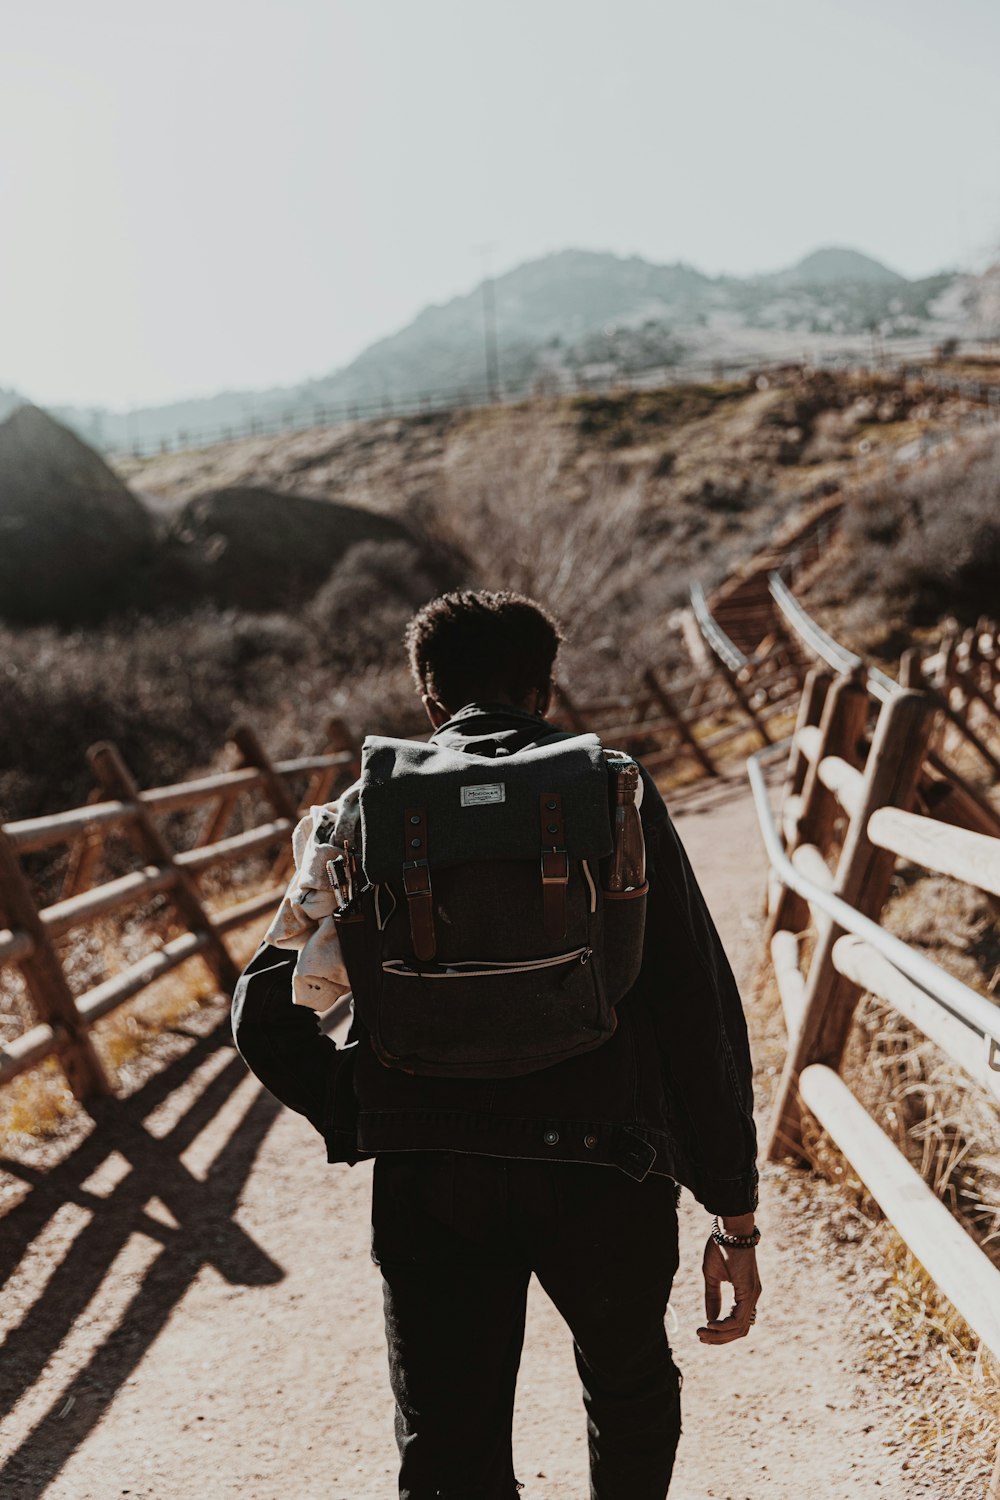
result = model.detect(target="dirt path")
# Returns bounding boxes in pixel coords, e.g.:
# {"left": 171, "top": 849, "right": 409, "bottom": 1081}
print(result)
{"left": 1, "top": 777, "right": 923, "bottom": 1499}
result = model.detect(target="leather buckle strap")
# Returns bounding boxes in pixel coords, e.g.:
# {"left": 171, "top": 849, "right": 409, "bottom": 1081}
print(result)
{"left": 402, "top": 807, "right": 436, "bottom": 961}
{"left": 539, "top": 792, "right": 569, "bottom": 941}
{"left": 540, "top": 850, "right": 569, "bottom": 883}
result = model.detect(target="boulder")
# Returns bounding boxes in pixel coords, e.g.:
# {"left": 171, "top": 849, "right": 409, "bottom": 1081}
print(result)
{"left": 0, "top": 404, "right": 155, "bottom": 624}
{"left": 166, "top": 485, "right": 425, "bottom": 610}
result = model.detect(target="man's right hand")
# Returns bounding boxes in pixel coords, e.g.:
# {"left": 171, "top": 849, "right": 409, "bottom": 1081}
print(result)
{"left": 696, "top": 1231, "right": 761, "bottom": 1345}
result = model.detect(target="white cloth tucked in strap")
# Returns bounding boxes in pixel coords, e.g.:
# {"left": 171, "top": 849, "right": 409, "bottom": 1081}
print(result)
{"left": 263, "top": 781, "right": 361, "bottom": 1010}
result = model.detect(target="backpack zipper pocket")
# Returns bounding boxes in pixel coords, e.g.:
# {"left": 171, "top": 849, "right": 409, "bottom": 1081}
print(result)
{"left": 383, "top": 946, "right": 592, "bottom": 979}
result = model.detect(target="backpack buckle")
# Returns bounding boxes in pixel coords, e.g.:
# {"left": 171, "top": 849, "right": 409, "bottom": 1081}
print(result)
{"left": 540, "top": 849, "right": 569, "bottom": 884}
{"left": 402, "top": 858, "right": 432, "bottom": 895}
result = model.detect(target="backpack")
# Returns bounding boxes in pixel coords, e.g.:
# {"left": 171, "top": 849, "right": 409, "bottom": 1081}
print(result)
{"left": 332, "top": 731, "right": 648, "bottom": 1078}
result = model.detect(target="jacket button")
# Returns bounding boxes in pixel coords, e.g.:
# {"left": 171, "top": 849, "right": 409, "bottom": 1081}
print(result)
{"left": 584, "top": 1134, "right": 598, "bottom": 1149}
{"left": 543, "top": 1129, "right": 559, "bottom": 1145}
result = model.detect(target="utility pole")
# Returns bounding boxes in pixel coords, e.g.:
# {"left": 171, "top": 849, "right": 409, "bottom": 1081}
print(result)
{"left": 870, "top": 321, "right": 885, "bottom": 369}
{"left": 474, "top": 242, "right": 501, "bottom": 403}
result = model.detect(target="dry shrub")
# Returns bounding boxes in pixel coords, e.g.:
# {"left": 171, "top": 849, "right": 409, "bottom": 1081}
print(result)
{"left": 414, "top": 429, "right": 688, "bottom": 695}
{"left": 818, "top": 426, "right": 1000, "bottom": 638}
{"left": 307, "top": 537, "right": 463, "bottom": 673}
{"left": 0, "top": 607, "right": 304, "bottom": 820}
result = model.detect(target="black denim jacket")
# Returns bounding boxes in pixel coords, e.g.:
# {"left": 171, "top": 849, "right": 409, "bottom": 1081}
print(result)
{"left": 231, "top": 705, "right": 759, "bottom": 1216}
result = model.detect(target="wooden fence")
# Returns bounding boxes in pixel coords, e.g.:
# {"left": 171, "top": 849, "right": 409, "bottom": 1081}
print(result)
{"left": 725, "top": 583, "right": 1000, "bottom": 1371}
{"left": 556, "top": 643, "right": 802, "bottom": 778}
{"left": 0, "top": 720, "right": 360, "bottom": 1101}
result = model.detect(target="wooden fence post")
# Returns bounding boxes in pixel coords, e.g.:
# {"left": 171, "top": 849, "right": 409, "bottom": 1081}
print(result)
{"left": 312, "top": 717, "right": 362, "bottom": 804}
{"left": 642, "top": 667, "right": 718, "bottom": 777}
{"left": 0, "top": 826, "right": 111, "bottom": 1100}
{"left": 269, "top": 717, "right": 361, "bottom": 884}
{"left": 60, "top": 785, "right": 108, "bottom": 899}
{"left": 769, "top": 670, "right": 869, "bottom": 939}
{"left": 232, "top": 724, "right": 306, "bottom": 831}
{"left": 86, "top": 741, "right": 240, "bottom": 995}
{"left": 715, "top": 657, "right": 774, "bottom": 746}
{"left": 767, "top": 689, "right": 937, "bottom": 1162}
{"left": 915, "top": 663, "right": 1000, "bottom": 779}
{"left": 777, "top": 665, "right": 831, "bottom": 815}
{"left": 195, "top": 776, "right": 244, "bottom": 853}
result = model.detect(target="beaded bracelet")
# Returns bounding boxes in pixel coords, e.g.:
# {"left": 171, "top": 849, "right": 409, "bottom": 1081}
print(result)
{"left": 711, "top": 1216, "right": 761, "bottom": 1249}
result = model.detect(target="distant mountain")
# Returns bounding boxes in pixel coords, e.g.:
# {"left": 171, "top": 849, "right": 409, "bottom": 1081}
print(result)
{"left": 8, "top": 245, "right": 992, "bottom": 454}
{"left": 304, "top": 249, "right": 709, "bottom": 410}
{"left": 771, "top": 247, "right": 906, "bottom": 286}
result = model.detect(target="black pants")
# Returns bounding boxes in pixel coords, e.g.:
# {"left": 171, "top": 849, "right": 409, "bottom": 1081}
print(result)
{"left": 371, "top": 1151, "right": 683, "bottom": 1500}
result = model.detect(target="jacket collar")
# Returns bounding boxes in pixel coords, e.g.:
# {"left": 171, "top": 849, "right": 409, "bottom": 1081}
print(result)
{"left": 430, "top": 701, "right": 562, "bottom": 757}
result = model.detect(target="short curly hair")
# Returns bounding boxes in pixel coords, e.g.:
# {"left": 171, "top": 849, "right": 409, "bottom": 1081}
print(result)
{"left": 405, "top": 590, "right": 564, "bottom": 711}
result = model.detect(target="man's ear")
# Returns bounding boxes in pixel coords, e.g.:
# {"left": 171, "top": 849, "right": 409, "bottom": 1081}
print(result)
{"left": 422, "top": 693, "right": 451, "bottom": 729}
{"left": 536, "top": 681, "right": 553, "bottom": 717}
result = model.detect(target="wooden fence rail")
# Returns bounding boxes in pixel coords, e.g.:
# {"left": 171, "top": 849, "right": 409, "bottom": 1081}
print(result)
{"left": 0, "top": 720, "right": 361, "bottom": 1101}
{"left": 742, "top": 585, "right": 1000, "bottom": 1379}
{"left": 554, "top": 642, "right": 801, "bottom": 780}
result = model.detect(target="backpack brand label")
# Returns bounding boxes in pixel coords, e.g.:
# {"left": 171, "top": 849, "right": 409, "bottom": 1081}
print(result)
{"left": 460, "top": 782, "right": 506, "bottom": 807}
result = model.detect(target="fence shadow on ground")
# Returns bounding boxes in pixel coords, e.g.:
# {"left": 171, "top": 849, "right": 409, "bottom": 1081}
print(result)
{"left": 0, "top": 1013, "right": 281, "bottom": 1499}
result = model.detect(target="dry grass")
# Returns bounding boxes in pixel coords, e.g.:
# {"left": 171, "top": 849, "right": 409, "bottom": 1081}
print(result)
{"left": 810, "top": 423, "right": 1000, "bottom": 653}
{"left": 789, "top": 862, "right": 1000, "bottom": 1481}
{"left": 743, "top": 714, "right": 1000, "bottom": 1484}
{"left": 747, "top": 945, "right": 1000, "bottom": 1489}
{"left": 800, "top": 1110, "right": 1000, "bottom": 1491}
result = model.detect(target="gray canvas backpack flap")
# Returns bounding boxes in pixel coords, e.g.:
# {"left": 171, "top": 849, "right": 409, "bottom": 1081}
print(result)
{"left": 333, "top": 731, "right": 647, "bottom": 1078}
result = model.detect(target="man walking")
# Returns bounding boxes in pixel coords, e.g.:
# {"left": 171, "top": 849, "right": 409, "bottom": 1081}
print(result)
{"left": 233, "top": 589, "right": 760, "bottom": 1499}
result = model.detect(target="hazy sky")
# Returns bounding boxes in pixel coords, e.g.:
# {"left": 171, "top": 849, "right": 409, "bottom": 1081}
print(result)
{"left": 3, "top": 0, "right": 999, "bottom": 410}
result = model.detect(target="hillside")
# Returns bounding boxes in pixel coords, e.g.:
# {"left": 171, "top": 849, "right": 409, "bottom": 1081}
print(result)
{"left": 1, "top": 363, "right": 993, "bottom": 825}
{"left": 16, "top": 245, "right": 993, "bottom": 455}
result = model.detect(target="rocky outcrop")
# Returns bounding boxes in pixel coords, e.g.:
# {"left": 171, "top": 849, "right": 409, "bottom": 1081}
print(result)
{"left": 0, "top": 405, "right": 155, "bottom": 624}
{"left": 165, "top": 485, "right": 427, "bottom": 610}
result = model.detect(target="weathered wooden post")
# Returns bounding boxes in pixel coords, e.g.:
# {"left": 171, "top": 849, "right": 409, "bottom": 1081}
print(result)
{"left": 718, "top": 658, "right": 773, "bottom": 746}
{"left": 767, "top": 688, "right": 937, "bottom": 1162}
{"left": 60, "top": 785, "right": 108, "bottom": 900}
{"left": 0, "top": 826, "right": 111, "bottom": 1100}
{"left": 777, "top": 666, "right": 832, "bottom": 824}
{"left": 769, "top": 668, "right": 869, "bottom": 940}
{"left": 267, "top": 717, "right": 361, "bottom": 884}
{"left": 642, "top": 667, "right": 718, "bottom": 778}
{"left": 86, "top": 741, "right": 240, "bottom": 995}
